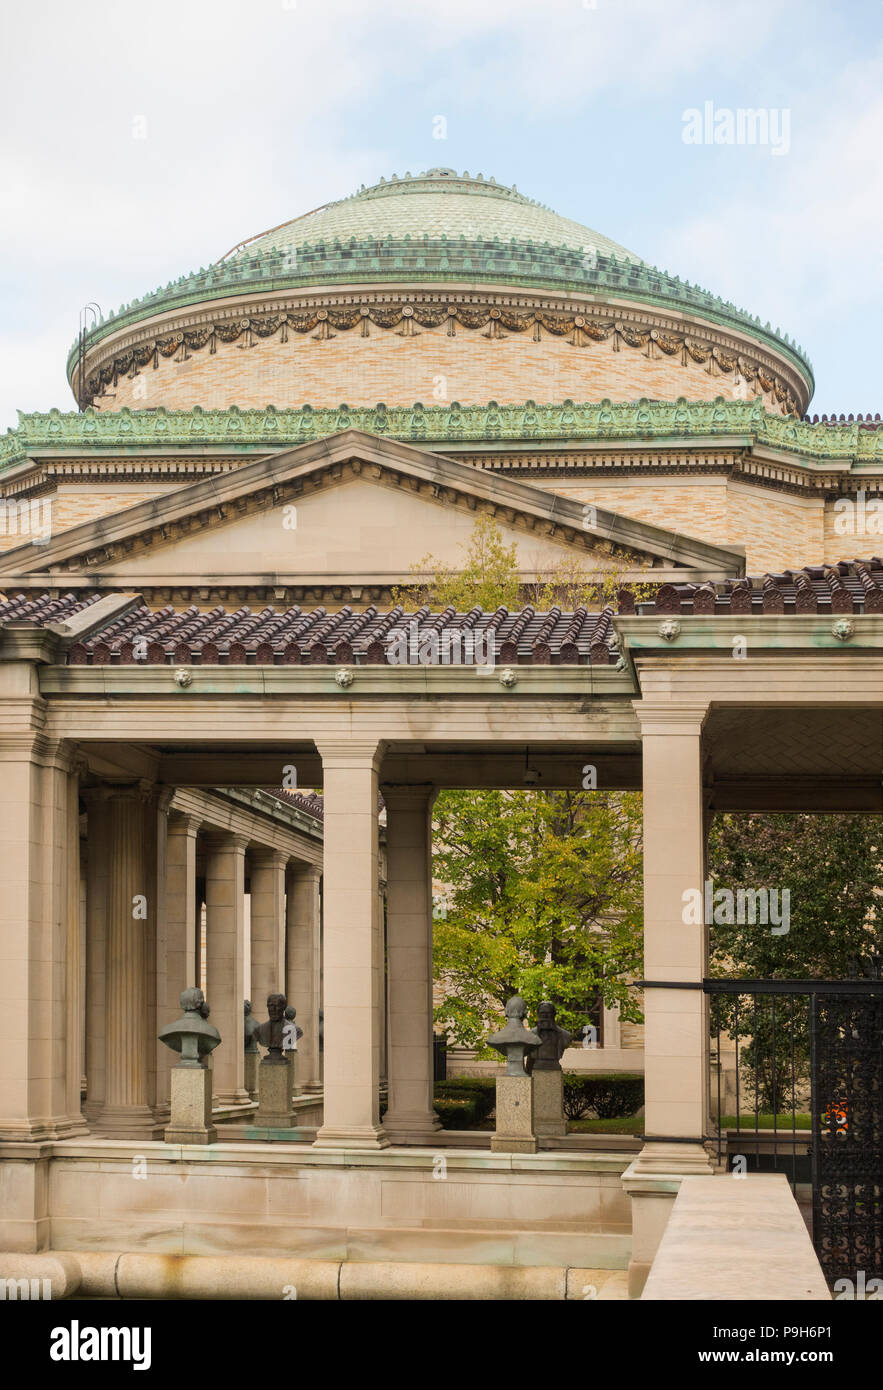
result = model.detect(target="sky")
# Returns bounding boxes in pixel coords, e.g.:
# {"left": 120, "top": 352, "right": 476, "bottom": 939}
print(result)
{"left": 0, "top": 0, "right": 881, "bottom": 431}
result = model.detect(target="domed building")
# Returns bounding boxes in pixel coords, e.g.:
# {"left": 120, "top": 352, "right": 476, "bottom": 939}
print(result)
{"left": 0, "top": 169, "right": 878, "bottom": 595}
{"left": 0, "top": 170, "right": 881, "bottom": 1304}
{"left": 69, "top": 168, "right": 811, "bottom": 420}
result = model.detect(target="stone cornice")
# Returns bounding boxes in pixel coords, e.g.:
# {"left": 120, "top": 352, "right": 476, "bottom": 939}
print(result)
{"left": 616, "top": 612, "right": 883, "bottom": 654}
{"left": 68, "top": 286, "right": 807, "bottom": 416}
{"left": 5, "top": 400, "right": 881, "bottom": 478}
{"left": 0, "top": 429, "right": 743, "bottom": 580}
{"left": 64, "top": 239, "right": 814, "bottom": 399}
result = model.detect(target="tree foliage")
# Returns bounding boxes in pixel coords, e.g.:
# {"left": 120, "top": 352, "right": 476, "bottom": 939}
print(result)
{"left": 707, "top": 812, "right": 883, "bottom": 981}
{"left": 706, "top": 812, "right": 883, "bottom": 1109}
{"left": 432, "top": 788, "right": 643, "bottom": 1048}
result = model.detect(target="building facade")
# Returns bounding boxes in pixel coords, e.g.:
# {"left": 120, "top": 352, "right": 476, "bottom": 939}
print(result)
{"left": 0, "top": 169, "right": 880, "bottom": 1300}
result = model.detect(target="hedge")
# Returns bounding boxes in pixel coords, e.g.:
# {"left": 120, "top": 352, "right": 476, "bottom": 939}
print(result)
{"left": 562, "top": 1072, "right": 644, "bottom": 1121}
{"left": 435, "top": 1077, "right": 496, "bottom": 1123}
{"left": 433, "top": 1095, "right": 481, "bottom": 1129}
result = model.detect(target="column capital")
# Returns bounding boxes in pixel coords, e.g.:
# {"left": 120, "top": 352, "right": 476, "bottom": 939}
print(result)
{"left": 249, "top": 846, "right": 290, "bottom": 870}
{"left": 633, "top": 701, "right": 710, "bottom": 737}
{"left": 316, "top": 739, "right": 386, "bottom": 772}
{"left": 167, "top": 810, "right": 202, "bottom": 838}
{"left": 201, "top": 829, "right": 250, "bottom": 853}
{"left": 380, "top": 783, "right": 436, "bottom": 812}
{"left": 81, "top": 778, "right": 156, "bottom": 806}
{"left": 286, "top": 859, "right": 322, "bottom": 883}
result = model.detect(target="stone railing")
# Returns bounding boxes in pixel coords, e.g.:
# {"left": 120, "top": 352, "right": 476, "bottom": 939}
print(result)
{"left": 641, "top": 1173, "right": 829, "bottom": 1301}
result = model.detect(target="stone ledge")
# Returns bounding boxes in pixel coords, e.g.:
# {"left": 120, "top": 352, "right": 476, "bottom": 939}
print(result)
{"left": 0, "top": 1249, "right": 630, "bottom": 1300}
{"left": 641, "top": 1173, "right": 829, "bottom": 1301}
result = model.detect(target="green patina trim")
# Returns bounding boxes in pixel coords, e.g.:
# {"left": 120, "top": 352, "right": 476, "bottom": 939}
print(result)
{"left": 3, "top": 398, "right": 881, "bottom": 473}
{"left": 64, "top": 238, "right": 813, "bottom": 391}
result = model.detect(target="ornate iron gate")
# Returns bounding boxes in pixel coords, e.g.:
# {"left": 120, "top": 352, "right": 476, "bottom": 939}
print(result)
{"left": 705, "top": 975, "right": 883, "bottom": 1287}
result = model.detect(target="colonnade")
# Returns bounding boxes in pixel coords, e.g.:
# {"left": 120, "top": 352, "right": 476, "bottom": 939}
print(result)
{"left": 0, "top": 726, "right": 711, "bottom": 1168}
{"left": 77, "top": 785, "right": 325, "bottom": 1136}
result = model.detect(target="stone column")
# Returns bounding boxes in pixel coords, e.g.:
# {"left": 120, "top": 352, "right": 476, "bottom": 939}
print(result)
{"left": 84, "top": 791, "right": 110, "bottom": 1123}
{"left": 95, "top": 783, "right": 161, "bottom": 1137}
{"left": 0, "top": 732, "right": 88, "bottom": 1145}
{"left": 166, "top": 814, "right": 202, "bottom": 1001}
{"left": 622, "top": 704, "right": 714, "bottom": 1297}
{"left": 158, "top": 811, "right": 201, "bottom": 1112}
{"left": 203, "top": 831, "right": 249, "bottom": 1107}
{"left": 249, "top": 848, "right": 288, "bottom": 1015}
{"left": 286, "top": 863, "right": 322, "bottom": 1092}
{"left": 313, "top": 741, "right": 388, "bottom": 1149}
{"left": 381, "top": 787, "right": 441, "bottom": 1140}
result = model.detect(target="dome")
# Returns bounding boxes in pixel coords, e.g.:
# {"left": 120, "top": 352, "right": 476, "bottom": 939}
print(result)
{"left": 69, "top": 170, "right": 813, "bottom": 419}
{"left": 219, "top": 169, "right": 643, "bottom": 266}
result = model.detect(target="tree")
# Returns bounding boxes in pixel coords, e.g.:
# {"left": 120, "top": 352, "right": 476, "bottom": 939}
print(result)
{"left": 407, "top": 515, "right": 646, "bottom": 1047}
{"left": 400, "top": 511, "right": 655, "bottom": 611}
{"left": 399, "top": 513, "right": 521, "bottom": 611}
{"left": 706, "top": 812, "right": 883, "bottom": 1110}
{"left": 432, "top": 787, "right": 644, "bottom": 1048}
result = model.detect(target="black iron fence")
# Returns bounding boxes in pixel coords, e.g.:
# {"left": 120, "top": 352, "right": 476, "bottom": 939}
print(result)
{"left": 704, "top": 976, "right": 883, "bottom": 1286}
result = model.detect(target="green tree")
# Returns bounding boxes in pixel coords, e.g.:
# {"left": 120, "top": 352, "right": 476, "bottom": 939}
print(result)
{"left": 707, "top": 812, "right": 883, "bottom": 1110}
{"left": 400, "top": 513, "right": 521, "bottom": 610}
{"left": 432, "top": 788, "right": 644, "bottom": 1048}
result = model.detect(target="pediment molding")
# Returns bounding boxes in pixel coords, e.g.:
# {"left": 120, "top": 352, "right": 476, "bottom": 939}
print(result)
{"left": 0, "top": 429, "right": 744, "bottom": 584}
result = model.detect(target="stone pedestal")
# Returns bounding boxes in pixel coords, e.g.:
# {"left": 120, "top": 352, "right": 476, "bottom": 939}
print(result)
{"left": 244, "top": 1052, "right": 259, "bottom": 1099}
{"left": 164, "top": 1066, "right": 216, "bottom": 1145}
{"left": 256, "top": 1058, "right": 295, "bottom": 1128}
{"left": 491, "top": 1075, "right": 537, "bottom": 1154}
{"left": 533, "top": 1068, "right": 566, "bottom": 1137}
{"left": 288, "top": 1054, "right": 301, "bottom": 1099}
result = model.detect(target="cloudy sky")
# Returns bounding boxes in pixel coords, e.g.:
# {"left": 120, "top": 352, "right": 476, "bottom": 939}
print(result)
{"left": 0, "top": 0, "right": 880, "bottom": 429}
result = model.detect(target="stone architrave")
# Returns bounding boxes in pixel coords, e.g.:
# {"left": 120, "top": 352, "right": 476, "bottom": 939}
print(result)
{"left": 254, "top": 992, "right": 295, "bottom": 1128}
{"left": 244, "top": 1000, "right": 260, "bottom": 1099}
{"left": 488, "top": 997, "right": 541, "bottom": 1154}
{"left": 531, "top": 1001, "right": 571, "bottom": 1138}
{"left": 158, "top": 987, "right": 222, "bottom": 1144}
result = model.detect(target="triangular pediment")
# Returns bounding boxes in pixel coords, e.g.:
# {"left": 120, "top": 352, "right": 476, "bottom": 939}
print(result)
{"left": 0, "top": 430, "right": 743, "bottom": 588}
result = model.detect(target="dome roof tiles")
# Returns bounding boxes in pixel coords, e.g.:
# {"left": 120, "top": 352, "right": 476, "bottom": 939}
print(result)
{"left": 222, "top": 169, "right": 641, "bottom": 265}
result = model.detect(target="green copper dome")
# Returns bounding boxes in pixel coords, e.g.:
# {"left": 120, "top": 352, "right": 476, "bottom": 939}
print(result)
{"left": 219, "top": 169, "right": 642, "bottom": 265}
{"left": 67, "top": 168, "right": 814, "bottom": 410}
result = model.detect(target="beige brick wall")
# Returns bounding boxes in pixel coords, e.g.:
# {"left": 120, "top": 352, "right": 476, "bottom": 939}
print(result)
{"left": 93, "top": 323, "right": 789, "bottom": 415}
{"left": 0, "top": 485, "right": 178, "bottom": 552}
{"left": 823, "top": 490, "right": 883, "bottom": 562}
{"left": 551, "top": 476, "right": 830, "bottom": 573}
{"left": 550, "top": 477, "right": 732, "bottom": 556}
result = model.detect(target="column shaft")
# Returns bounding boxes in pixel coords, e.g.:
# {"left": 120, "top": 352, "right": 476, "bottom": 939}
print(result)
{"left": 0, "top": 734, "right": 88, "bottom": 1142}
{"left": 96, "top": 784, "right": 159, "bottom": 1136}
{"left": 158, "top": 810, "right": 200, "bottom": 1112}
{"left": 204, "top": 832, "right": 249, "bottom": 1106}
{"left": 286, "top": 864, "right": 322, "bottom": 1091}
{"left": 313, "top": 742, "right": 388, "bottom": 1149}
{"left": 382, "top": 788, "right": 440, "bottom": 1138}
{"left": 623, "top": 706, "right": 714, "bottom": 1298}
{"left": 641, "top": 721, "right": 710, "bottom": 1140}
{"left": 249, "top": 848, "right": 288, "bottom": 1015}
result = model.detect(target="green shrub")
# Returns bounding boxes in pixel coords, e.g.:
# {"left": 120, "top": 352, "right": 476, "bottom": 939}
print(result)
{"left": 435, "top": 1077, "right": 496, "bottom": 1122}
{"left": 433, "top": 1095, "right": 481, "bottom": 1129}
{"left": 563, "top": 1072, "right": 644, "bottom": 1121}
